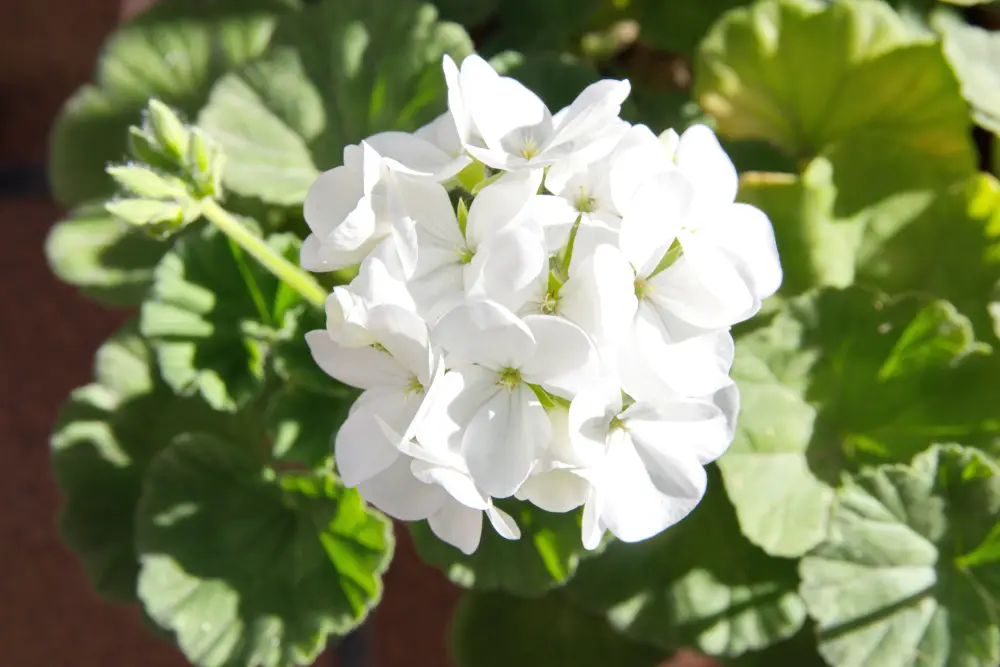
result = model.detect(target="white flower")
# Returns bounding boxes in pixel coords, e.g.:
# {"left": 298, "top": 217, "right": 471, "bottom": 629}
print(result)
{"left": 612, "top": 124, "right": 782, "bottom": 335}
{"left": 443, "top": 54, "right": 631, "bottom": 171}
{"left": 424, "top": 300, "right": 599, "bottom": 498}
{"left": 520, "top": 385, "right": 737, "bottom": 549}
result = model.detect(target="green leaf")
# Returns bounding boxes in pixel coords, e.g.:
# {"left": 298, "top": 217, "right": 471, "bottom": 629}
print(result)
{"left": 44, "top": 204, "right": 169, "bottom": 307}
{"left": 136, "top": 434, "right": 393, "bottom": 667}
{"left": 695, "top": 0, "right": 976, "bottom": 210}
{"left": 721, "top": 286, "right": 996, "bottom": 557}
{"left": 429, "top": 0, "right": 498, "bottom": 28}
{"left": 48, "top": 0, "right": 291, "bottom": 208}
{"left": 799, "top": 445, "right": 1000, "bottom": 667}
{"left": 479, "top": 0, "right": 605, "bottom": 56}
{"left": 50, "top": 322, "right": 261, "bottom": 603}
{"left": 451, "top": 590, "right": 665, "bottom": 667}
{"left": 567, "top": 470, "right": 806, "bottom": 658}
{"left": 266, "top": 305, "right": 360, "bottom": 468}
{"left": 140, "top": 224, "right": 295, "bottom": 411}
{"left": 935, "top": 11, "right": 1000, "bottom": 135}
{"left": 410, "top": 500, "right": 590, "bottom": 596}
{"left": 198, "top": 0, "right": 473, "bottom": 204}
{"left": 635, "top": 0, "right": 749, "bottom": 54}
{"left": 855, "top": 173, "right": 1000, "bottom": 342}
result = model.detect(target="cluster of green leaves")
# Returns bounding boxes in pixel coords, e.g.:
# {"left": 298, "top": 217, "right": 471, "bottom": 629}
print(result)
{"left": 45, "top": 0, "right": 1000, "bottom": 666}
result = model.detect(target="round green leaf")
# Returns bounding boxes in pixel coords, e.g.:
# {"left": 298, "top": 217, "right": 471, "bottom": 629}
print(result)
{"left": 49, "top": 0, "right": 291, "bottom": 208}
{"left": 198, "top": 0, "right": 473, "bottom": 205}
{"left": 410, "top": 501, "right": 590, "bottom": 597}
{"left": 51, "top": 322, "right": 261, "bottom": 602}
{"left": 800, "top": 445, "right": 1000, "bottom": 667}
{"left": 136, "top": 434, "right": 393, "bottom": 667}
{"left": 695, "top": 0, "right": 976, "bottom": 211}
{"left": 451, "top": 590, "right": 665, "bottom": 667}
{"left": 140, "top": 224, "right": 297, "bottom": 411}
{"left": 44, "top": 203, "right": 169, "bottom": 307}
{"left": 722, "top": 286, "right": 995, "bottom": 557}
{"left": 568, "top": 471, "right": 806, "bottom": 658}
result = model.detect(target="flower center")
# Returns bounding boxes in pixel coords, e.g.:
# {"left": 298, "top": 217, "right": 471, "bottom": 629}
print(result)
{"left": 634, "top": 278, "right": 653, "bottom": 301}
{"left": 371, "top": 342, "right": 390, "bottom": 353}
{"left": 609, "top": 415, "right": 628, "bottom": 432}
{"left": 405, "top": 376, "right": 424, "bottom": 395}
{"left": 540, "top": 290, "right": 560, "bottom": 315}
{"left": 574, "top": 187, "right": 596, "bottom": 213}
{"left": 496, "top": 367, "right": 522, "bottom": 391}
{"left": 457, "top": 246, "right": 475, "bottom": 264}
{"left": 520, "top": 136, "right": 540, "bottom": 159}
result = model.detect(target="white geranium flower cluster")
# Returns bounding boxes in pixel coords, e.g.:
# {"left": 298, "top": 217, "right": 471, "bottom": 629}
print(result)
{"left": 302, "top": 54, "right": 781, "bottom": 554}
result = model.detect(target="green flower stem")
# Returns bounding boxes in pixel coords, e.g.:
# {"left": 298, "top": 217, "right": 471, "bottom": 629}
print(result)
{"left": 200, "top": 198, "right": 326, "bottom": 308}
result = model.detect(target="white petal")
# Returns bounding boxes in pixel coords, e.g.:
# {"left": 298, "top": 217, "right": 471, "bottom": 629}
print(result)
{"left": 364, "top": 305, "right": 432, "bottom": 382}
{"left": 581, "top": 486, "right": 605, "bottom": 550}
{"left": 486, "top": 505, "right": 521, "bottom": 540}
{"left": 465, "top": 170, "right": 544, "bottom": 248}
{"left": 351, "top": 249, "right": 415, "bottom": 312}
{"left": 415, "top": 364, "right": 499, "bottom": 462}
{"left": 548, "top": 79, "right": 631, "bottom": 151}
{"left": 522, "top": 194, "right": 580, "bottom": 253}
{"left": 656, "top": 236, "right": 756, "bottom": 329}
{"left": 432, "top": 300, "right": 535, "bottom": 370}
{"left": 568, "top": 385, "right": 622, "bottom": 461}
{"left": 335, "top": 387, "right": 413, "bottom": 487}
{"left": 620, "top": 170, "right": 692, "bottom": 276}
{"left": 465, "top": 225, "right": 548, "bottom": 313}
{"left": 443, "top": 55, "right": 476, "bottom": 144}
{"left": 520, "top": 314, "right": 599, "bottom": 396}
{"left": 410, "top": 459, "right": 490, "bottom": 510}
{"left": 710, "top": 203, "right": 782, "bottom": 301}
{"left": 618, "top": 305, "right": 734, "bottom": 399}
{"left": 362, "top": 131, "right": 456, "bottom": 180}
{"left": 303, "top": 164, "right": 364, "bottom": 236}
{"left": 559, "top": 243, "right": 637, "bottom": 346}
{"left": 675, "top": 124, "right": 738, "bottom": 205}
{"left": 305, "top": 330, "right": 409, "bottom": 389}
{"left": 600, "top": 429, "right": 706, "bottom": 543}
{"left": 415, "top": 111, "right": 465, "bottom": 158}
{"left": 326, "top": 196, "right": 379, "bottom": 253}
{"left": 462, "top": 385, "right": 550, "bottom": 498}
{"left": 301, "top": 233, "right": 367, "bottom": 272}
{"left": 609, "top": 124, "right": 672, "bottom": 214}
{"left": 429, "top": 499, "right": 483, "bottom": 554}
{"left": 518, "top": 469, "right": 589, "bottom": 513}
{"left": 357, "top": 455, "right": 448, "bottom": 521}
{"left": 622, "top": 398, "right": 733, "bottom": 466}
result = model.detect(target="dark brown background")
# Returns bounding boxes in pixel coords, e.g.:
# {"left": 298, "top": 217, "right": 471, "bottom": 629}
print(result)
{"left": 0, "top": 2, "right": 714, "bottom": 665}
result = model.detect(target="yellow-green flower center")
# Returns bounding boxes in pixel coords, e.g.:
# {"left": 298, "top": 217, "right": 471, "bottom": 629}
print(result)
{"left": 496, "top": 367, "right": 522, "bottom": 391}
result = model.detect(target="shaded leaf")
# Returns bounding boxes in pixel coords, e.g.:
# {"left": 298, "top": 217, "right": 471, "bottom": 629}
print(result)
{"left": 800, "top": 445, "right": 1000, "bottom": 667}
{"left": 451, "top": 590, "right": 665, "bottom": 667}
{"left": 136, "top": 434, "right": 393, "bottom": 667}
{"left": 50, "top": 322, "right": 261, "bottom": 602}
{"left": 140, "top": 224, "right": 298, "bottom": 411}
{"left": 49, "top": 0, "right": 291, "bottom": 207}
{"left": 45, "top": 204, "right": 169, "bottom": 307}
{"left": 568, "top": 469, "right": 806, "bottom": 658}
{"left": 721, "top": 286, "right": 996, "bottom": 557}
{"left": 198, "top": 0, "right": 473, "bottom": 204}
{"left": 410, "top": 501, "right": 590, "bottom": 597}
